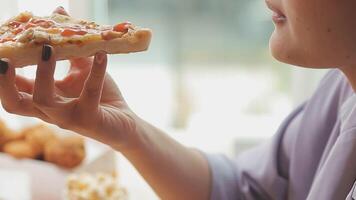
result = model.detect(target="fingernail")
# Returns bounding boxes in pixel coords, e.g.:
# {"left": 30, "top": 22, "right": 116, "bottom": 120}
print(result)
{"left": 95, "top": 52, "right": 105, "bottom": 64}
{"left": 42, "top": 44, "right": 52, "bottom": 61}
{"left": 0, "top": 60, "right": 9, "bottom": 74}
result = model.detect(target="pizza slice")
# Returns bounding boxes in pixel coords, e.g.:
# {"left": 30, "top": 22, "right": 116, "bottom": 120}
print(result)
{"left": 0, "top": 11, "right": 152, "bottom": 67}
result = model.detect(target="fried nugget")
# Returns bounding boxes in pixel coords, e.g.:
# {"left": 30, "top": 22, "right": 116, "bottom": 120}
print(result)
{"left": 44, "top": 136, "right": 85, "bottom": 168}
{"left": 3, "top": 140, "right": 41, "bottom": 159}
{"left": 0, "top": 120, "right": 23, "bottom": 150}
{"left": 22, "top": 124, "right": 57, "bottom": 154}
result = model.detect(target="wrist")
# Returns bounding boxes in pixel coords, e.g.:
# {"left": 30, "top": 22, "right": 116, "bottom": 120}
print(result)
{"left": 109, "top": 114, "right": 151, "bottom": 154}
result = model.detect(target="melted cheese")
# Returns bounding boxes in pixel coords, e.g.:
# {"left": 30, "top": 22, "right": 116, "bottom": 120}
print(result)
{"left": 0, "top": 11, "right": 135, "bottom": 46}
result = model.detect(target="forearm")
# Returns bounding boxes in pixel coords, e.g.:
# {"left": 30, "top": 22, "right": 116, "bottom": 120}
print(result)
{"left": 118, "top": 118, "right": 211, "bottom": 200}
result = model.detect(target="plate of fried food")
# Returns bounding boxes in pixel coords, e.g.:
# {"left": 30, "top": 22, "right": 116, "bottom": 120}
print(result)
{"left": 0, "top": 121, "right": 85, "bottom": 168}
{"left": 0, "top": 119, "right": 120, "bottom": 200}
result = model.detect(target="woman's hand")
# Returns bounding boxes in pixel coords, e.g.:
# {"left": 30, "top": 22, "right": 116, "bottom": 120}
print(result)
{"left": 0, "top": 45, "right": 139, "bottom": 150}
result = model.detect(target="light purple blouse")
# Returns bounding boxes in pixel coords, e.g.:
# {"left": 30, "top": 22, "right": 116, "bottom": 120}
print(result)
{"left": 205, "top": 69, "right": 356, "bottom": 200}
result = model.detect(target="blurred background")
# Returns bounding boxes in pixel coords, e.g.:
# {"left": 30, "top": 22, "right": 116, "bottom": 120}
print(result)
{"left": 0, "top": 0, "right": 328, "bottom": 199}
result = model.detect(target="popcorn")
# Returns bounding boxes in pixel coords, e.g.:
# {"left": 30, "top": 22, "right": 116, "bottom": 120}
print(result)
{"left": 65, "top": 172, "right": 128, "bottom": 200}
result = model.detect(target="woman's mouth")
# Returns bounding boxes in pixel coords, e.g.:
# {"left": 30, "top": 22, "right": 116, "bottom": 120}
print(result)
{"left": 265, "top": 0, "right": 286, "bottom": 24}
{"left": 272, "top": 12, "right": 286, "bottom": 23}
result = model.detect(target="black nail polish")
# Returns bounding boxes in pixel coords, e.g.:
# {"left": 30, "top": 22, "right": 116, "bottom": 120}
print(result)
{"left": 42, "top": 45, "right": 52, "bottom": 61}
{"left": 0, "top": 60, "right": 8, "bottom": 74}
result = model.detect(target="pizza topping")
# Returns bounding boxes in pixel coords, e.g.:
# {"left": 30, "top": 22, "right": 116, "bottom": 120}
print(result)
{"left": 49, "top": 34, "right": 63, "bottom": 45}
{"left": 24, "top": 23, "right": 36, "bottom": 30}
{"left": 16, "top": 29, "right": 34, "bottom": 43}
{"left": 84, "top": 22, "right": 99, "bottom": 29}
{"left": 15, "top": 11, "right": 32, "bottom": 23}
{"left": 0, "top": 12, "right": 137, "bottom": 46}
{"left": 12, "top": 28, "right": 24, "bottom": 35}
{"left": 30, "top": 19, "right": 46, "bottom": 24}
{"left": 61, "top": 29, "right": 88, "bottom": 37}
{"left": 113, "top": 22, "right": 131, "bottom": 33}
{"left": 9, "top": 21, "right": 22, "bottom": 28}
{"left": 32, "top": 31, "right": 50, "bottom": 44}
{"left": 0, "top": 26, "right": 9, "bottom": 35}
{"left": 101, "top": 30, "right": 124, "bottom": 40}
{"left": 6, "top": 19, "right": 55, "bottom": 37}
{"left": 46, "top": 28, "right": 61, "bottom": 34}
{"left": 0, "top": 38, "right": 15, "bottom": 43}
{"left": 30, "top": 19, "right": 55, "bottom": 29}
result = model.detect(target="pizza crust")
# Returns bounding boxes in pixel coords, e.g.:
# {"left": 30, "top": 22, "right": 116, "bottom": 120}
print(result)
{"left": 0, "top": 28, "right": 151, "bottom": 68}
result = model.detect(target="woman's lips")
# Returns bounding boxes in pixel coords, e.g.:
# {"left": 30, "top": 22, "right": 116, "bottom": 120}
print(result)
{"left": 265, "top": 0, "right": 286, "bottom": 24}
{"left": 272, "top": 12, "right": 286, "bottom": 24}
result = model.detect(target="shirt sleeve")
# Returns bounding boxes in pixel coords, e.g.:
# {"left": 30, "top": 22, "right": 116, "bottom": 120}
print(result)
{"left": 203, "top": 103, "right": 305, "bottom": 200}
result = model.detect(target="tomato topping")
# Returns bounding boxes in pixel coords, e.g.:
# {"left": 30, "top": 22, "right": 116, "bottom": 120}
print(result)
{"left": 9, "top": 21, "right": 22, "bottom": 28}
{"left": 113, "top": 22, "right": 131, "bottom": 33}
{"left": 30, "top": 19, "right": 46, "bottom": 24}
{"left": 0, "top": 38, "right": 15, "bottom": 43}
{"left": 30, "top": 19, "right": 55, "bottom": 28}
{"left": 61, "top": 29, "right": 76, "bottom": 37}
{"left": 18, "top": 15, "right": 31, "bottom": 23}
{"left": 61, "top": 29, "right": 88, "bottom": 37}
{"left": 76, "top": 30, "right": 88, "bottom": 35}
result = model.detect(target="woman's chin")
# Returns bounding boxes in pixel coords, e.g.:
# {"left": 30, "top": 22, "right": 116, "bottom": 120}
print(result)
{"left": 269, "top": 37, "right": 295, "bottom": 65}
{"left": 269, "top": 36, "right": 332, "bottom": 69}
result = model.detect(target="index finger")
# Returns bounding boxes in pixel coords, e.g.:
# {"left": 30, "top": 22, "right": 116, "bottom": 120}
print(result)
{"left": 33, "top": 45, "right": 57, "bottom": 107}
